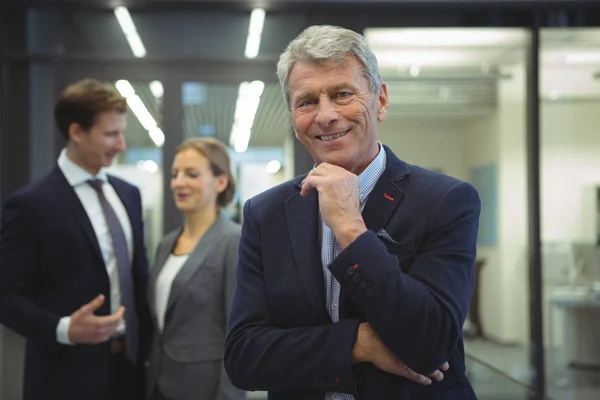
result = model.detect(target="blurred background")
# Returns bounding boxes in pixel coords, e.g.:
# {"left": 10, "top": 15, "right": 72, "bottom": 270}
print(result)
{"left": 2, "top": 1, "right": 600, "bottom": 399}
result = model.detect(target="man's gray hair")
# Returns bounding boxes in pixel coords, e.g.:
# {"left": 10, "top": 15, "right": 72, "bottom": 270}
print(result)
{"left": 276, "top": 25, "right": 382, "bottom": 106}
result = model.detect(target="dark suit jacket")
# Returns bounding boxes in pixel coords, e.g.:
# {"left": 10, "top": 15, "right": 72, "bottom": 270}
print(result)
{"left": 146, "top": 214, "right": 245, "bottom": 400}
{"left": 0, "top": 166, "right": 151, "bottom": 400}
{"left": 224, "top": 146, "right": 481, "bottom": 400}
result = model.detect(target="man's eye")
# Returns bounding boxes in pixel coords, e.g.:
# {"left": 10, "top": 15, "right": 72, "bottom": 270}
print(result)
{"left": 337, "top": 92, "right": 351, "bottom": 98}
{"left": 299, "top": 100, "right": 315, "bottom": 107}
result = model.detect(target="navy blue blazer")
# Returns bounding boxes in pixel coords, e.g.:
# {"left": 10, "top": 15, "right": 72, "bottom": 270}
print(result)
{"left": 225, "top": 146, "right": 481, "bottom": 400}
{"left": 0, "top": 167, "right": 151, "bottom": 400}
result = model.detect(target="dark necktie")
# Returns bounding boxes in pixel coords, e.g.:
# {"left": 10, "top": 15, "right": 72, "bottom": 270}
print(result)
{"left": 88, "top": 179, "right": 139, "bottom": 364}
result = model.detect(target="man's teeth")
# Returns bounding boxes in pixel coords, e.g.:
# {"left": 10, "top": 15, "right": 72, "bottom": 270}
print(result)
{"left": 319, "top": 130, "right": 348, "bottom": 141}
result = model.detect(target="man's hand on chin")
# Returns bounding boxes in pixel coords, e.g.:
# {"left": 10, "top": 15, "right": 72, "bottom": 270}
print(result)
{"left": 300, "top": 162, "right": 367, "bottom": 249}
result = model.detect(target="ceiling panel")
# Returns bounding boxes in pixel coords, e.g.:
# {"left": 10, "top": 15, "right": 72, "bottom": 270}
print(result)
{"left": 181, "top": 82, "right": 290, "bottom": 147}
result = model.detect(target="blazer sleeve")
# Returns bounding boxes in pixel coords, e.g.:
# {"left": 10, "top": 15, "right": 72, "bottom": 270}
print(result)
{"left": 328, "top": 181, "right": 481, "bottom": 374}
{"left": 216, "top": 228, "right": 246, "bottom": 400}
{"left": 224, "top": 199, "right": 361, "bottom": 394}
{"left": 132, "top": 186, "right": 152, "bottom": 362}
{"left": 0, "top": 192, "right": 62, "bottom": 346}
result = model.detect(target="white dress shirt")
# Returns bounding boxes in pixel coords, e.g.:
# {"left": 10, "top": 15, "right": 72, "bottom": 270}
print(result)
{"left": 55, "top": 149, "right": 134, "bottom": 344}
{"left": 155, "top": 253, "right": 189, "bottom": 332}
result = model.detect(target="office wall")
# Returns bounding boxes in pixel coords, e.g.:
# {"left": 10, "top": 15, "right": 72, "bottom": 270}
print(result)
{"left": 382, "top": 66, "right": 600, "bottom": 346}
{"left": 382, "top": 64, "right": 532, "bottom": 345}
{"left": 379, "top": 117, "right": 465, "bottom": 180}
{"left": 541, "top": 100, "right": 600, "bottom": 244}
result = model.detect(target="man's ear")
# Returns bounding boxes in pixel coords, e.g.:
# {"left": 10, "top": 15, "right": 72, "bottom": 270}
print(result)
{"left": 377, "top": 82, "right": 389, "bottom": 123}
{"left": 68, "top": 122, "right": 86, "bottom": 144}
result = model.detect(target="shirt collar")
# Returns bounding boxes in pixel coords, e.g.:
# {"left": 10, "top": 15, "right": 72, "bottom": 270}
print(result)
{"left": 57, "top": 148, "right": 108, "bottom": 187}
{"left": 357, "top": 142, "right": 387, "bottom": 205}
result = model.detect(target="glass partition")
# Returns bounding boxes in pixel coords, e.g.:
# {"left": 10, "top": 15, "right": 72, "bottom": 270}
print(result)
{"left": 540, "top": 28, "right": 600, "bottom": 400}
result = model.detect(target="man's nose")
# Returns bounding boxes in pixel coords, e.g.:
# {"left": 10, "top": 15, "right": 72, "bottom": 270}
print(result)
{"left": 116, "top": 132, "right": 127, "bottom": 152}
{"left": 315, "top": 97, "right": 339, "bottom": 127}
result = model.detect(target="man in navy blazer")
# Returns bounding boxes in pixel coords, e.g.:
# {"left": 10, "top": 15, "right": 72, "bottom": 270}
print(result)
{"left": 225, "top": 25, "right": 481, "bottom": 400}
{"left": 0, "top": 79, "right": 150, "bottom": 400}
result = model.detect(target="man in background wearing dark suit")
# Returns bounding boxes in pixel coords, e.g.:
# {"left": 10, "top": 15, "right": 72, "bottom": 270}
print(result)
{"left": 0, "top": 78, "right": 150, "bottom": 400}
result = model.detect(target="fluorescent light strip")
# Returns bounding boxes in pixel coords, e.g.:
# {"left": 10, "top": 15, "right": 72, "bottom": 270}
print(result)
{"left": 114, "top": 7, "right": 147, "bottom": 58}
{"left": 229, "top": 80, "right": 265, "bottom": 153}
{"left": 115, "top": 79, "right": 164, "bottom": 147}
{"left": 245, "top": 9, "right": 265, "bottom": 59}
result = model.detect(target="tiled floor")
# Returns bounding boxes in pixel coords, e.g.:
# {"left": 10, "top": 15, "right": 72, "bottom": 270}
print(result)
{"left": 465, "top": 338, "right": 600, "bottom": 400}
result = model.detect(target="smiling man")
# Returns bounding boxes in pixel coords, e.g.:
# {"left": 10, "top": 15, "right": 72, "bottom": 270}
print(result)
{"left": 224, "top": 25, "right": 481, "bottom": 400}
{"left": 0, "top": 79, "right": 150, "bottom": 400}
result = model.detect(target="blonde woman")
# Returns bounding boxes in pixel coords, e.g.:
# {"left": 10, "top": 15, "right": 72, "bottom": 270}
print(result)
{"left": 147, "top": 138, "right": 244, "bottom": 400}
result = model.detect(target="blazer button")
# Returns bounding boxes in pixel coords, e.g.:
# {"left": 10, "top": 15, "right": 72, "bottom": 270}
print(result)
{"left": 346, "top": 266, "right": 356, "bottom": 275}
{"left": 353, "top": 273, "right": 362, "bottom": 282}
{"left": 359, "top": 281, "right": 368, "bottom": 290}
{"left": 365, "top": 288, "right": 374, "bottom": 296}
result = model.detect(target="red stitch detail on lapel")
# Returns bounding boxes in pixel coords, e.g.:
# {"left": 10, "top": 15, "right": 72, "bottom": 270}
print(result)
{"left": 384, "top": 193, "right": 394, "bottom": 201}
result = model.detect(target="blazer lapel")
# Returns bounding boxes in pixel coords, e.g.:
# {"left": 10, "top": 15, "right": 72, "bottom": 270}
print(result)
{"left": 285, "top": 177, "right": 330, "bottom": 323}
{"left": 164, "top": 215, "right": 227, "bottom": 316}
{"left": 361, "top": 146, "right": 410, "bottom": 232}
{"left": 147, "top": 229, "right": 180, "bottom": 331}
{"left": 48, "top": 167, "right": 104, "bottom": 264}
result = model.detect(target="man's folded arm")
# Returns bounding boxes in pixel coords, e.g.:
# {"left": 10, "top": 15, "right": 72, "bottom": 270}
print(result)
{"left": 224, "top": 198, "right": 360, "bottom": 394}
{"left": 329, "top": 181, "right": 481, "bottom": 374}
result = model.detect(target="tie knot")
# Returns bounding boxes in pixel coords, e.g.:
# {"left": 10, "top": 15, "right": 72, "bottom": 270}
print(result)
{"left": 88, "top": 179, "right": 104, "bottom": 193}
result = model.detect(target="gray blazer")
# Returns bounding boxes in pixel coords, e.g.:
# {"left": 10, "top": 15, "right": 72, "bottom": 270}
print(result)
{"left": 146, "top": 213, "right": 245, "bottom": 400}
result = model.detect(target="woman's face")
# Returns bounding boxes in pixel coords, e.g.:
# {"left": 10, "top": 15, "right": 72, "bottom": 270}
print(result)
{"left": 170, "top": 148, "right": 227, "bottom": 214}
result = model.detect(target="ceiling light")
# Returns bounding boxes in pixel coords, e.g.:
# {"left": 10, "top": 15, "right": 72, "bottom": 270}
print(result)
{"left": 115, "top": 79, "right": 135, "bottom": 98}
{"left": 548, "top": 90, "right": 561, "bottom": 101}
{"left": 364, "top": 28, "right": 524, "bottom": 47}
{"left": 409, "top": 65, "right": 420, "bottom": 77}
{"left": 564, "top": 52, "right": 600, "bottom": 64}
{"left": 229, "top": 80, "right": 265, "bottom": 153}
{"left": 374, "top": 50, "right": 472, "bottom": 67}
{"left": 114, "top": 7, "right": 147, "bottom": 58}
{"left": 266, "top": 160, "right": 282, "bottom": 174}
{"left": 137, "top": 160, "right": 159, "bottom": 174}
{"left": 245, "top": 8, "right": 265, "bottom": 59}
{"left": 149, "top": 80, "right": 164, "bottom": 99}
{"left": 148, "top": 127, "right": 165, "bottom": 147}
{"left": 115, "top": 79, "right": 164, "bottom": 148}
{"left": 126, "top": 95, "right": 156, "bottom": 131}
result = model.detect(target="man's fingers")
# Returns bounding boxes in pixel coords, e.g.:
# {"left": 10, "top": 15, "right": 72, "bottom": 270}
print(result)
{"left": 300, "top": 178, "right": 314, "bottom": 197}
{"left": 428, "top": 369, "right": 444, "bottom": 382}
{"left": 440, "top": 362, "right": 450, "bottom": 371}
{"left": 401, "top": 368, "right": 432, "bottom": 386}
{"left": 73, "top": 294, "right": 104, "bottom": 318}
{"left": 114, "top": 305, "right": 125, "bottom": 319}
{"left": 94, "top": 306, "right": 125, "bottom": 326}
{"left": 300, "top": 175, "right": 324, "bottom": 197}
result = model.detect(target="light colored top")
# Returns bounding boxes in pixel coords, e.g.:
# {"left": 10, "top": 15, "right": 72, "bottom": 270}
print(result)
{"left": 155, "top": 253, "right": 190, "bottom": 332}
{"left": 321, "top": 143, "right": 387, "bottom": 400}
{"left": 55, "top": 148, "right": 134, "bottom": 344}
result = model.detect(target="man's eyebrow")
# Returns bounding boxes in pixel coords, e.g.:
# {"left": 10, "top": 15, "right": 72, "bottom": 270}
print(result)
{"left": 293, "top": 91, "right": 311, "bottom": 101}
{"left": 328, "top": 82, "right": 357, "bottom": 92}
{"left": 292, "top": 82, "right": 358, "bottom": 103}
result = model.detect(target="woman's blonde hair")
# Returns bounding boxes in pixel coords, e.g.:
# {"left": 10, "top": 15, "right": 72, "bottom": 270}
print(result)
{"left": 175, "top": 137, "right": 236, "bottom": 207}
